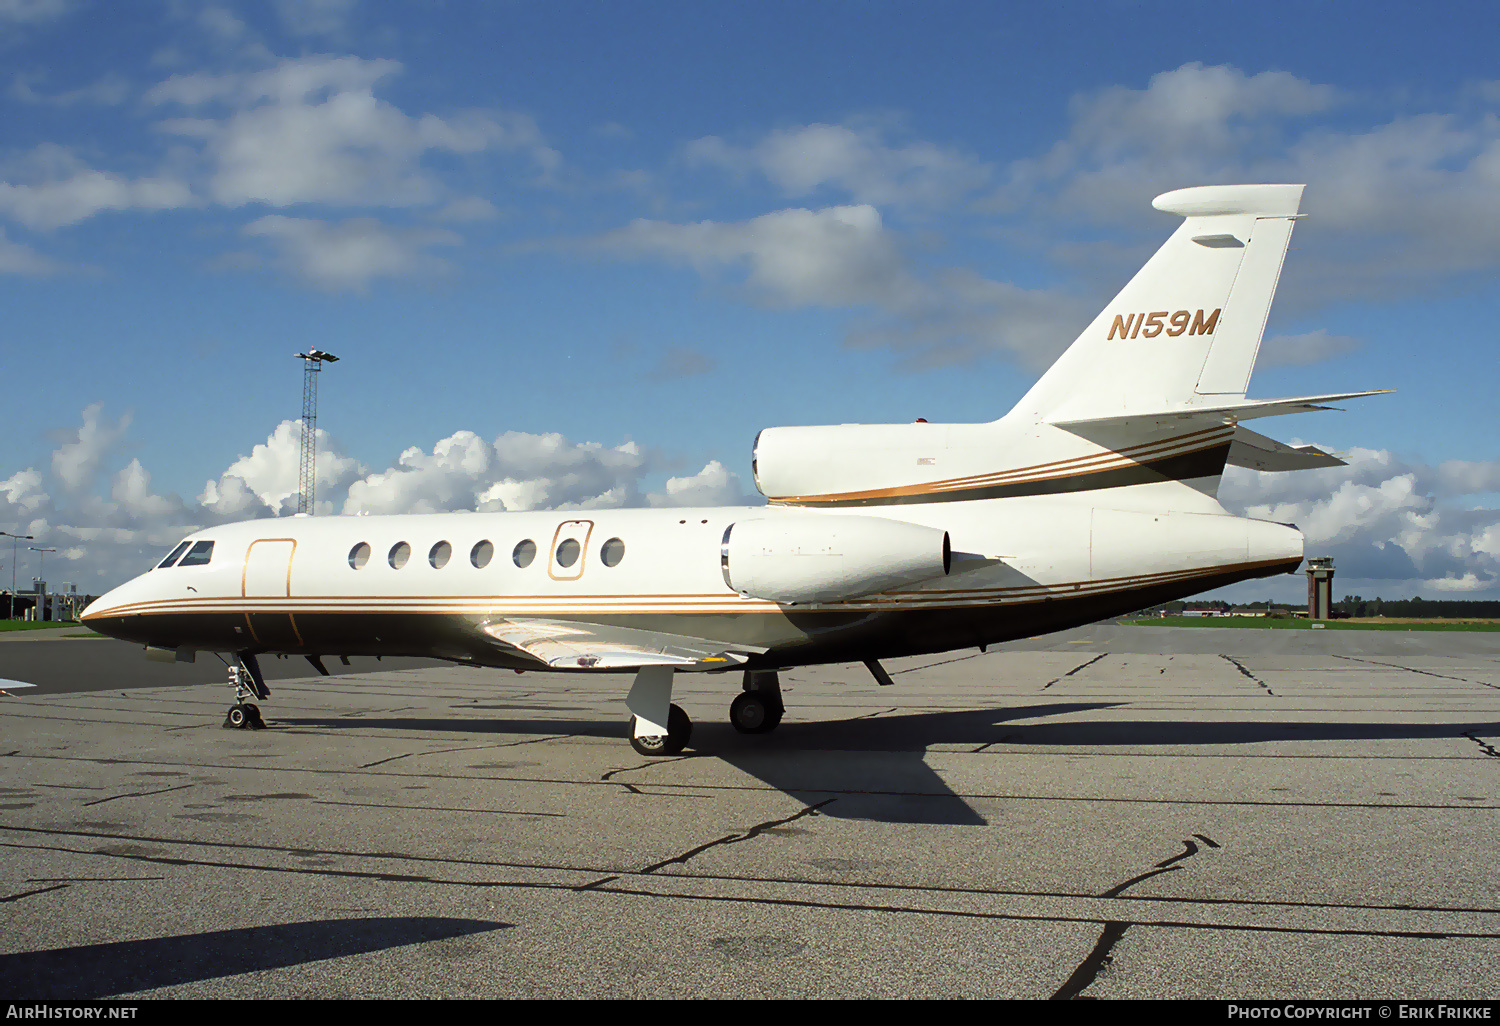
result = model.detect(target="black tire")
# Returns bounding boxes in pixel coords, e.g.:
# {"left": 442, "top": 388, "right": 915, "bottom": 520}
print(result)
{"left": 226, "top": 705, "right": 247, "bottom": 729}
{"left": 731, "top": 692, "right": 784, "bottom": 734}
{"left": 628, "top": 703, "right": 692, "bottom": 756}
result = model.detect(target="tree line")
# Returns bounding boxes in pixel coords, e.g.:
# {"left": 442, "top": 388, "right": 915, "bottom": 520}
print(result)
{"left": 1150, "top": 597, "right": 1500, "bottom": 618}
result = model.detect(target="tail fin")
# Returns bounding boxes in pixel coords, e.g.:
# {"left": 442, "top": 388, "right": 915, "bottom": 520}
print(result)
{"left": 1010, "top": 184, "right": 1304, "bottom": 424}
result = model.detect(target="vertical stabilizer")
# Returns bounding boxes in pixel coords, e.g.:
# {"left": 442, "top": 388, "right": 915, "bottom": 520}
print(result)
{"left": 1010, "top": 184, "right": 1304, "bottom": 424}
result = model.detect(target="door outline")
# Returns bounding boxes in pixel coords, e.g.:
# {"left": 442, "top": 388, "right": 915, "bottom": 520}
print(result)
{"left": 548, "top": 520, "right": 594, "bottom": 581}
{"left": 242, "top": 538, "right": 302, "bottom": 646}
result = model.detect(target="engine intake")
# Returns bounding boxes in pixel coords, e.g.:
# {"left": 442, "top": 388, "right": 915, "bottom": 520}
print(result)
{"left": 721, "top": 515, "right": 950, "bottom": 605}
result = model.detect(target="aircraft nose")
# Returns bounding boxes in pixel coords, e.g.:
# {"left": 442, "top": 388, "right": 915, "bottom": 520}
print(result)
{"left": 80, "top": 580, "right": 144, "bottom": 642}
{"left": 80, "top": 586, "right": 121, "bottom": 623}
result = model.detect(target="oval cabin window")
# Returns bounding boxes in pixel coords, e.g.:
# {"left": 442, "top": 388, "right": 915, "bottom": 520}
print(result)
{"left": 513, "top": 539, "right": 537, "bottom": 568}
{"left": 601, "top": 538, "right": 625, "bottom": 567}
{"left": 429, "top": 541, "right": 452, "bottom": 569}
{"left": 471, "top": 540, "right": 494, "bottom": 569}
{"left": 349, "top": 543, "right": 371, "bottom": 569}
{"left": 389, "top": 542, "right": 411, "bottom": 569}
{"left": 555, "top": 538, "right": 580, "bottom": 568}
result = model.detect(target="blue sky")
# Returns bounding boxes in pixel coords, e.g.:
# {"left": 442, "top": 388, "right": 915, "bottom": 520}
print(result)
{"left": 2, "top": 0, "right": 1497, "bottom": 602}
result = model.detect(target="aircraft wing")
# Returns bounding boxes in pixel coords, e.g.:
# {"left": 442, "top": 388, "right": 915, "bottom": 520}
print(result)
{"left": 1226, "top": 425, "right": 1346, "bottom": 472}
{"left": 479, "top": 618, "right": 769, "bottom": 671}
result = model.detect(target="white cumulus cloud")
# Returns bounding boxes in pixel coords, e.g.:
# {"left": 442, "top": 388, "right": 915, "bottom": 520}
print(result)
{"left": 243, "top": 214, "right": 461, "bottom": 291}
{"left": 151, "top": 55, "right": 558, "bottom": 209}
{"left": 1221, "top": 446, "right": 1500, "bottom": 595}
{"left": 593, "top": 204, "right": 923, "bottom": 309}
{"left": 685, "top": 122, "right": 991, "bottom": 210}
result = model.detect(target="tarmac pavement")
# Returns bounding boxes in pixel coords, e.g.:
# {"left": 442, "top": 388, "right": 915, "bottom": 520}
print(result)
{"left": 1, "top": 623, "right": 1496, "bottom": 999}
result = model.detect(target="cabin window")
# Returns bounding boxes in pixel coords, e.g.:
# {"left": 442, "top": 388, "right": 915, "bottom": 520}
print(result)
{"left": 513, "top": 539, "right": 536, "bottom": 568}
{"left": 600, "top": 538, "right": 625, "bottom": 567}
{"left": 389, "top": 542, "right": 411, "bottom": 569}
{"left": 156, "top": 541, "right": 191, "bottom": 569}
{"left": 470, "top": 540, "right": 494, "bottom": 569}
{"left": 349, "top": 543, "right": 371, "bottom": 569}
{"left": 429, "top": 541, "right": 452, "bottom": 569}
{"left": 555, "top": 538, "right": 580, "bottom": 568}
{"left": 177, "top": 541, "right": 215, "bottom": 567}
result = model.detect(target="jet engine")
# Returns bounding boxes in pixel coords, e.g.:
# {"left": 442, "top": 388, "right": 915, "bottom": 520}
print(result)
{"left": 751, "top": 422, "right": 1008, "bottom": 505}
{"left": 720, "top": 515, "right": 951, "bottom": 605}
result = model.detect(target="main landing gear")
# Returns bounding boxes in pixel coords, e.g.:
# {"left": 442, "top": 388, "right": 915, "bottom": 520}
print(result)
{"left": 625, "top": 666, "right": 788, "bottom": 756}
{"left": 222, "top": 652, "right": 270, "bottom": 730}
{"left": 730, "top": 670, "right": 784, "bottom": 734}
{"left": 626, "top": 665, "right": 691, "bottom": 756}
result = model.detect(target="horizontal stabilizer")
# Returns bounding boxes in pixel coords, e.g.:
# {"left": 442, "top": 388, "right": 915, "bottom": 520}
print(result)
{"left": 482, "top": 618, "right": 767, "bottom": 671}
{"left": 1050, "top": 390, "right": 1393, "bottom": 431}
{"left": 1227, "top": 426, "right": 1346, "bottom": 472}
{"left": 0, "top": 679, "right": 37, "bottom": 696}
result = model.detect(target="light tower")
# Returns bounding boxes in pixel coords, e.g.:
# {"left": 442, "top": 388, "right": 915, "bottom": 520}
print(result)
{"left": 294, "top": 349, "right": 339, "bottom": 515}
{"left": 1, "top": 530, "right": 34, "bottom": 618}
{"left": 29, "top": 546, "right": 55, "bottom": 621}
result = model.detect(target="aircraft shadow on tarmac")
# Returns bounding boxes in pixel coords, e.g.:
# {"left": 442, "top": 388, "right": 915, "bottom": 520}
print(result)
{"left": 275, "top": 704, "right": 1500, "bottom": 828}
{"left": 0, "top": 916, "right": 511, "bottom": 999}
{"left": 277, "top": 702, "right": 1122, "bottom": 827}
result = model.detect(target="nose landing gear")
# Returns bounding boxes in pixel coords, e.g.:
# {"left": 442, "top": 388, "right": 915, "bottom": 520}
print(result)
{"left": 222, "top": 653, "right": 270, "bottom": 730}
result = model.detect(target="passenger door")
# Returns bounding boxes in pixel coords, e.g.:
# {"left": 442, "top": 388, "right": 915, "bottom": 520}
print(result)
{"left": 242, "top": 538, "right": 302, "bottom": 649}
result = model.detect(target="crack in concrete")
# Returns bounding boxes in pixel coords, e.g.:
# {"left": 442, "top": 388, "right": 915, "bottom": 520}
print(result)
{"left": 82, "top": 782, "right": 195, "bottom": 808}
{"left": 1461, "top": 730, "right": 1498, "bottom": 759}
{"left": 1333, "top": 654, "right": 1499, "bottom": 690}
{"left": 360, "top": 742, "right": 512, "bottom": 770}
{"left": 890, "top": 653, "right": 984, "bottom": 676}
{"left": 1223, "top": 655, "right": 1276, "bottom": 696}
{"left": 1041, "top": 653, "right": 1108, "bottom": 690}
{"left": 636, "top": 799, "right": 838, "bottom": 875}
{"left": 1052, "top": 833, "right": 1220, "bottom": 999}
{"left": 0, "top": 883, "right": 70, "bottom": 903}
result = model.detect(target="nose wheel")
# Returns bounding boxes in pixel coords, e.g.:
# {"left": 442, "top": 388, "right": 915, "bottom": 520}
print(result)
{"left": 222, "top": 654, "right": 270, "bottom": 730}
{"left": 224, "top": 702, "right": 265, "bottom": 730}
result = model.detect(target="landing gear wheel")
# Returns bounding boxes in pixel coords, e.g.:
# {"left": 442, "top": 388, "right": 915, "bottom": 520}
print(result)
{"left": 730, "top": 691, "right": 784, "bottom": 734}
{"left": 629, "top": 703, "right": 692, "bottom": 756}
{"left": 224, "top": 704, "right": 248, "bottom": 729}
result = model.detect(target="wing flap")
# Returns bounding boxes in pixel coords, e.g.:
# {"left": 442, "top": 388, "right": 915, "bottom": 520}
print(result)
{"left": 481, "top": 618, "right": 768, "bottom": 671}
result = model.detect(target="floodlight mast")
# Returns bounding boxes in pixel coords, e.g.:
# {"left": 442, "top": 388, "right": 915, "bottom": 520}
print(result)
{"left": 294, "top": 350, "right": 339, "bottom": 516}
{"left": 1, "top": 530, "right": 34, "bottom": 619}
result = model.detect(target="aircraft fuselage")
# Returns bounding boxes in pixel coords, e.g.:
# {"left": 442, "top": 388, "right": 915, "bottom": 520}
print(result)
{"left": 83, "top": 497, "right": 1302, "bottom": 672}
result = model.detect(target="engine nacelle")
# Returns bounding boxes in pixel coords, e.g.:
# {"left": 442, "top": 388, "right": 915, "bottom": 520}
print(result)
{"left": 720, "top": 515, "right": 951, "bottom": 605}
{"left": 752, "top": 422, "right": 1003, "bottom": 504}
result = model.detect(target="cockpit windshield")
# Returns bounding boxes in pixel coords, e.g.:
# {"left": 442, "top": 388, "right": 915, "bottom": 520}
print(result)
{"left": 155, "top": 540, "right": 214, "bottom": 569}
{"left": 178, "top": 541, "right": 214, "bottom": 566}
{"left": 156, "top": 541, "right": 191, "bottom": 569}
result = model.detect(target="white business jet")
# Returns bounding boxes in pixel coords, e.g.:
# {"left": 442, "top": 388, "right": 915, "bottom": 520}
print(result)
{"left": 80, "top": 184, "right": 1385, "bottom": 754}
